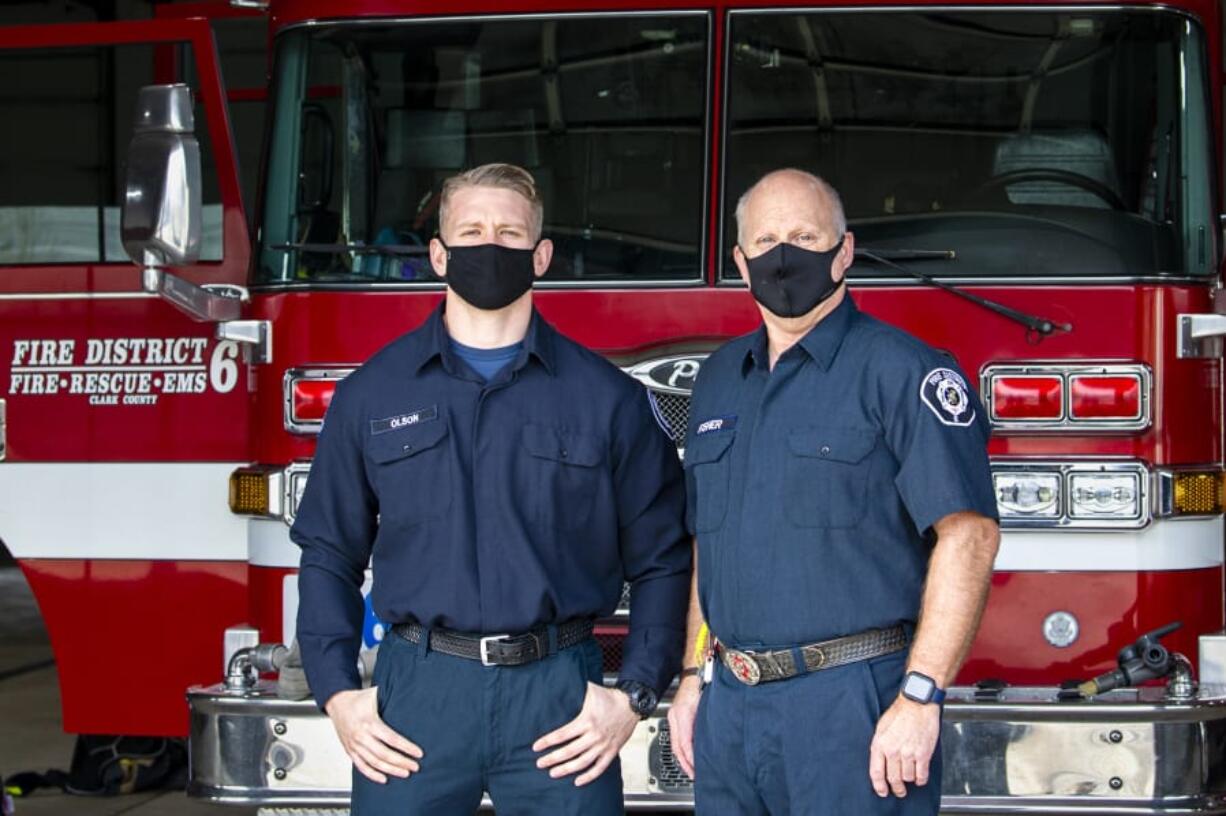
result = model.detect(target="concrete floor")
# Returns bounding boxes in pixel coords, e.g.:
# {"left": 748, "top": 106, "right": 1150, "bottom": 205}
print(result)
{"left": 0, "top": 565, "right": 257, "bottom": 816}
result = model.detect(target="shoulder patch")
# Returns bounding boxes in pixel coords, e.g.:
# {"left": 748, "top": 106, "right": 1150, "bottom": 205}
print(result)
{"left": 920, "top": 368, "right": 975, "bottom": 427}
{"left": 370, "top": 405, "right": 438, "bottom": 435}
{"left": 696, "top": 415, "right": 737, "bottom": 435}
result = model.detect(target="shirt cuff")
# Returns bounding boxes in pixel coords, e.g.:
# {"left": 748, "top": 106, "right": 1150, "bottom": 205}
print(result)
{"left": 304, "top": 653, "right": 362, "bottom": 713}
{"left": 617, "top": 625, "right": 685, "bottom": 697}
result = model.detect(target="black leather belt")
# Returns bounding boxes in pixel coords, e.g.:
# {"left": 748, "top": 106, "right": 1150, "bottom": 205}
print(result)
{"left": 717, "top": 625, "right": 908, "bottom": 686}
{"left": 391, "top": 619, "right": 594, "bottom": 667}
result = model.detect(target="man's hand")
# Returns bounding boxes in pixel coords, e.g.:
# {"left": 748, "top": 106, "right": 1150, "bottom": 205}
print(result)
{"left": 325, "top": 687, "right": 423, "bottom": 784}
{"left": 666, "top": 675, "right": 702, "bottom": 779}
{"left": 533, "top": 682, "right": 640, "bottom": 786}
{"left": 868, "top": 697, "right": 940, "bottom": 798}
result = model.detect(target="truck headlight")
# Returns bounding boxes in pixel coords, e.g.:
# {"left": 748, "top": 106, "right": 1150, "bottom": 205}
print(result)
{"left": 994, "top": 472, "right": 1061, "bottom": 518}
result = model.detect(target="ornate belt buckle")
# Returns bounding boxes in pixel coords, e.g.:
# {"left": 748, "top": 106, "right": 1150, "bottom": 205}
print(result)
{"left": 724, "top": 648, "right": 762, "bottom": 686}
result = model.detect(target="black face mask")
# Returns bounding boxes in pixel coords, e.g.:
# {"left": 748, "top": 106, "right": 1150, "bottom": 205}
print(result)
{"left": 440, "top": 241, "right": 538, "bottom": 310}
{"left": 740, "top": 237, "right": 846, "bottom": 318}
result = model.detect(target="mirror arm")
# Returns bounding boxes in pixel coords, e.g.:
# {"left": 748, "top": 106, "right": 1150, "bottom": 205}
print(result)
{"left": 140, "top": 266, "right": 270, "bottom": 364}
{"left": 141, "top": 265, "right": 242, "bottom": 323}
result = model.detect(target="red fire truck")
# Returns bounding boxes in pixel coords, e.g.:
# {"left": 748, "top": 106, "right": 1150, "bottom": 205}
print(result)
{"left": 3, "top": 0, "right": 1226, "bottom": 811}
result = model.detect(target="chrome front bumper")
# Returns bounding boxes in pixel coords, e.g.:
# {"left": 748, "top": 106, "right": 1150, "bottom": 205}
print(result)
{"left": 187, "top": 683, "right": 693, "bottom": 810}
{"left": 188, "top": 683, "right": 1226, "bottom": 813}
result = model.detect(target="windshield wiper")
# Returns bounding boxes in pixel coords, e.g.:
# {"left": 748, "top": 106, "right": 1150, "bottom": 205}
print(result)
{"left": 855, "top": 247, "right": 1072, "bottom": 337}
{"left": 271, "top": 242, "right": 430, "bottom": 256}
{"left": 856, "top": 248, "right": 955, "bottom": 262}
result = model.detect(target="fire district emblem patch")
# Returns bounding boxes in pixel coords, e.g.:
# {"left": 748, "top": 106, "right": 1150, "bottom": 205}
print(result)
{"left": 920, "top": 367, "right": 975, "bottom": 427}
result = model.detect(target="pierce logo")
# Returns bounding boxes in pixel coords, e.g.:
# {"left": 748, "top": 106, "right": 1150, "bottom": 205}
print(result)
{"left": 8, "top": 336, "right": 241, "bottom": 406}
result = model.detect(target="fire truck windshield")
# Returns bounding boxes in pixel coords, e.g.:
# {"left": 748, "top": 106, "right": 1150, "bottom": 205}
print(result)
{"left": 256, "top": 13, "right": 709, "bottom": 286}
{"left": 723, "top": 8, "right": 1215, "bottom": 282}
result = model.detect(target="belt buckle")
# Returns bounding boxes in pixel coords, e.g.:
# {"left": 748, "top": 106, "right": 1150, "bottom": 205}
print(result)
{"left": 724, "top": 648, "right": 762, "bottom": 686}
{"left": 810, "top": 646, "right": 827, "bottom": 670}
{"left": 479, "top": 634, "right": 510, "bottom": 666}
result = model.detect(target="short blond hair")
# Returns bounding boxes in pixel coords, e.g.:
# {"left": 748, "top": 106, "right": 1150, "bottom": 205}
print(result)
{"left": 439, "top": 163, "right": 544, "bottom": 240}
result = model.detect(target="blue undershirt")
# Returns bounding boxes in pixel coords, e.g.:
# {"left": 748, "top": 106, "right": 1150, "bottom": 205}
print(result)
{"left": 449, "top": 338, "right": 524, "bottom": 382}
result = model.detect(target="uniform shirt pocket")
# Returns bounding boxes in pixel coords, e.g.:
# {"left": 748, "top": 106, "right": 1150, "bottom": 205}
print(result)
{"left": 683, "top": 431, "right": 736, "bottom": 533}
{"left": 521, "top": 423, "right": 606, "bottom": 532}
{"left": 365, "top": 419, "right": 452, "bottom": 525}
{"left": 784, "top": 427, "right": 878, "bottom": 529}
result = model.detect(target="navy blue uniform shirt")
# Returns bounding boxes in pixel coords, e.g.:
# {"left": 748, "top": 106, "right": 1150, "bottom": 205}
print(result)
{"left": 292, "top": 305, "right": 690, "bottom": 709}
{"left": 684, "top": 295, "right": 997, "bottom": 650}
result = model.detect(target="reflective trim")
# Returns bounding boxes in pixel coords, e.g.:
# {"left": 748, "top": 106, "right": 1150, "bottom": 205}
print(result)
{"left": 0, "top": 462, "right": 247, "bottom": 560}
{"left": 995, "top": 517, "right": 1224, "bottom": 572}
{"left": 0, "top": 291, "right": 160, "bottom": 300}
{"left": 248, "top": 517, "right": 301, "bottom": 568}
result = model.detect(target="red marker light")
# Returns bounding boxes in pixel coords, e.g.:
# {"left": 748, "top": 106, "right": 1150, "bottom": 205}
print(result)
{"left": 292, "top": 379, "right": 336, "bottom": 423}
{"left": 992, "top": 376, "right": 1063, "bottom": 420}
{"left": 1069, "top": 375, "right": 1141, "bottom": 420}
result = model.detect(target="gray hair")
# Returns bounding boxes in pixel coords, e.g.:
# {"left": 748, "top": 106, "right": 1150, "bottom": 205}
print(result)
{"left": 439, "top": 162, "right": 544, "bottom": 241}
{"left": 734, "top": 168, "right": 847, "bottom": 247}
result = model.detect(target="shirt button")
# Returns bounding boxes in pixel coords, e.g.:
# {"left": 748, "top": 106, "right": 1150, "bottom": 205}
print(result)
{"left": 403, "top": 444, "right": 413, "bottom": 452}
{"left": 820, "top": 445, "right": 831, "bottom": 456}
{"left": 560, "top": 449, "right": 569, "bottom": 459}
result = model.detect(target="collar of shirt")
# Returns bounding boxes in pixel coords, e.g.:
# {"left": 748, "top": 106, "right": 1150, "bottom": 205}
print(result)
{"left": 742, "top": 292, "right": 858, "bottom": 376}
{"left": 410, "top": 302, "right": 557, "bottom": 378}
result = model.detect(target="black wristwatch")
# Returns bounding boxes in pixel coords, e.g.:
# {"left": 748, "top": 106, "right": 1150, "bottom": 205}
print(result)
{"left": 901, "top": 671, "right": 947, "bottom": 705}
{"left": 616, "top": 680, "right": 660, "bottom": 719}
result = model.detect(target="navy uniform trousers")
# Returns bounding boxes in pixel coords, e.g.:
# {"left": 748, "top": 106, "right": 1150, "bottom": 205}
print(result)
{"left": 352, "top": 630, "right": 623, "bottom": 815}
{"left": 694, "top": 649, "right": 941, "bottom": 815}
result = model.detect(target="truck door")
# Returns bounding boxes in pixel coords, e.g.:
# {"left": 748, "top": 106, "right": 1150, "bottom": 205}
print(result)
{"left": 0, "top": 19, "right": 253, "bottom": 736}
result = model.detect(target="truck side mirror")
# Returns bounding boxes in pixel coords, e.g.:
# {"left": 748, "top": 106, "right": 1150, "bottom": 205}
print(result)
{"left": 121, "top": 83, "right": 202, "bottom": 267}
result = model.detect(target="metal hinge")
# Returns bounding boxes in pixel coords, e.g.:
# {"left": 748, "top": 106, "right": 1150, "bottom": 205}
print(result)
{"left": 1176, "top": 313, "right": 1226, "bottom": 359}
{"left": 216, "top": 320, "right": 273, "bottom": 365}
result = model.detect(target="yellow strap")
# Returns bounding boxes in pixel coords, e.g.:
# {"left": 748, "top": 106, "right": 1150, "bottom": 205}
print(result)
{"left": 693, "top": 622, "right": 710, "bottom": 665}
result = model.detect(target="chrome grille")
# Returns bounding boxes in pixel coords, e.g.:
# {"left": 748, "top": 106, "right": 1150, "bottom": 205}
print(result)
{"left": 623, "top": 354, "right": 708, "bottom": 448}
{"left": 649, "top": 718, "right": 695, "bottom": 794}
{"left": 648, "top": 390, "right": 691, "bottom": 445}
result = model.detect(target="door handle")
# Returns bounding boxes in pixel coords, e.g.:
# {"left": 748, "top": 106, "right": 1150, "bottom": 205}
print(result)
{"left": 1177, "top": 313, "right": 1226, "bottom": 358}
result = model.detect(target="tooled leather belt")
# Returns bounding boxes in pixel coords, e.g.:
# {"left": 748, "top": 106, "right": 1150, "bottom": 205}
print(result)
{"left": 717, "top": 624, "right": 908, "bottom": 686}
{"left": 391, "top": 619, "right": 594, "bottom": 667}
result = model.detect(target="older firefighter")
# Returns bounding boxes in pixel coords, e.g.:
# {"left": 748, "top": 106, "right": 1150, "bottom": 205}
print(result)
{"left": 668, "top": 168, "right": 1000, "bottom": 815}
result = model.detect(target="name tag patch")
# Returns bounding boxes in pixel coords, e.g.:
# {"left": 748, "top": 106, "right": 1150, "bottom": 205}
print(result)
{"left": 370, "top": 405, "right": 438, "bottom": 435}
{"left": 696, "top": 415, "right": 737, "bottom": 435}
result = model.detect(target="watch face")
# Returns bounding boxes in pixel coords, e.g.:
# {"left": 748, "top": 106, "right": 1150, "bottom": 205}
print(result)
{"left": 634, "top": 687, "right": 658, "bottom": 715}
{"left": 903, "top": 673, "right": 935, "bottom": 703}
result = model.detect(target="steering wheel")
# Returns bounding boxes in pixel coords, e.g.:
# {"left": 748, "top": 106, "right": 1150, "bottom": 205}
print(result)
{"left": 971, "top": 168, "right": 1127, "bottom": 211}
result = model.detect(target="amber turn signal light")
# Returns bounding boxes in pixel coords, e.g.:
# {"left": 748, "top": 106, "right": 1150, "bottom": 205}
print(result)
{"left": 229, "top": 466, "right": 281, "bottom": 516}
{"left": 1171, "top": 471, "right": 1225, "bottom": 515}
